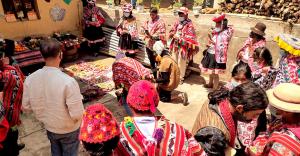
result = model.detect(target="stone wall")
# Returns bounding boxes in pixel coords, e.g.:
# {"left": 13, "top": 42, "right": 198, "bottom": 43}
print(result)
{"left": 99, "top": 4, "right": 300, "bottom": 80}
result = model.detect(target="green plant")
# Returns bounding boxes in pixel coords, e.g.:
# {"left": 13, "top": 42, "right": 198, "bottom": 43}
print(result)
{"left": 106, "top": 0, "right": 113, "bottom": 4}
{"left": 137, "top": 0, "right": 143, "bottom": 5}
{"left": 193, "top": 0, "right": 204, "bottom": 6}
{"left": 151, "top": 0, "right": 161, "bottom": 9}
{"left": 173, "top": 2, "right": 182, "bottom": 8}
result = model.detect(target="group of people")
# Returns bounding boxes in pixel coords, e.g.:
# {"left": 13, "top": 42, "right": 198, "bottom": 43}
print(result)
{"left": 0, "top": 1, "right": 300, "bottom": 156}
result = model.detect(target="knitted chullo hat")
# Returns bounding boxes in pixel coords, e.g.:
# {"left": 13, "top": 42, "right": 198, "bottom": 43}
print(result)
{"left": 127, "top": 80, "right": 159, "bottom": 113}
{"left": 79, "top": 104, "right": 120, "bottom": 143}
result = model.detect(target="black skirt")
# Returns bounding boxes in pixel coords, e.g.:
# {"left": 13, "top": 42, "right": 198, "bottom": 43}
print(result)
{"left": 201, "top": 52, "right": 226, "bottom": 74}
{"left": 83, "top": 26, "right": 104, "bottom": 41}
{"left": 118, "top": 33, "right": 138, "bottom": 51}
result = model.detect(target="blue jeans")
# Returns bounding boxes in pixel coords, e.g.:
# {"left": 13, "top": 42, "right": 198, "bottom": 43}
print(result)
{"left": 131, "top": 0, "right": 137, "bottom": 7}
{"left": 46, "top": 129, "right": 80, "bottom": 156}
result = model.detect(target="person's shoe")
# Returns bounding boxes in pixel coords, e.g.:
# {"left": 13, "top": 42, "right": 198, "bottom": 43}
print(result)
{"left": 160, "top": 97, "right": 171, "bottom": 102}
{"left": 182, "top": 92, "right": 189, "bottom": 106}
{"left": 18, "top": 143, "right": 25, "bottom": 151}
{"left": 93, "top": 52, "right": 99, "bottom": 57}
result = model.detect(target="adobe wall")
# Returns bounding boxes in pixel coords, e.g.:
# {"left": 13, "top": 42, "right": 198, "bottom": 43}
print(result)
{"left": 0, "top": 0, "right": 82, "bottom": 39}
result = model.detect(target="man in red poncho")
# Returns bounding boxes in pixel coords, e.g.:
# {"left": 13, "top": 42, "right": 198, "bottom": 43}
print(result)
{"left": 168, "top": 7, "right": 199, "bottom": 84}
{"left": 0, "top": 51, "right": 25, "bottom": 156}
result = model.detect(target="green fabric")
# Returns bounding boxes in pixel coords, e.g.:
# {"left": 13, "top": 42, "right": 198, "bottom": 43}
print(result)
{"left": 64, "top": 0, "right": 72, "bottom": 5}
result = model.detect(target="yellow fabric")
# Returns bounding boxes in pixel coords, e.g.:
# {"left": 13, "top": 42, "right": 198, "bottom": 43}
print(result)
{"left": 274, "top": 36, "right": 300, "bottom": 56}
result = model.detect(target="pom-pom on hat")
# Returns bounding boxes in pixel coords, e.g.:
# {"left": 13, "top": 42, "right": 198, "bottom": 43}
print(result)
{"left": 79, "top": 104, "right": 120, "bottom": 143}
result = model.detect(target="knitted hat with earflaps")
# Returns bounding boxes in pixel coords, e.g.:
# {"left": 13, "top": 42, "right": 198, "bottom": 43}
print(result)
{"left": 127, "top": 80, "right": 159, "bottom": 113}
{"left": 79, "top": 104, "right": 120, "bottom": 143}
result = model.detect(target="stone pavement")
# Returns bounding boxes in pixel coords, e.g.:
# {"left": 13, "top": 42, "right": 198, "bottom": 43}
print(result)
{"left": 18, "top": 57, "right": 211, "bottom": 156}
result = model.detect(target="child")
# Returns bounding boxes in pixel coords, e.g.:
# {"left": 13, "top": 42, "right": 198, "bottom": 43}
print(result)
{"left": 252, "top": 47, "right": 277, "bottom": 90}
{"left": 225, "top": 62, "right": 252, "bottom": 90}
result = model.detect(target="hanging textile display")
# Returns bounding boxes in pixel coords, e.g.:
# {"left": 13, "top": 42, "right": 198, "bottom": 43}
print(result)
{"left": 49, "top": 4, "right": 66, "bottom": 21}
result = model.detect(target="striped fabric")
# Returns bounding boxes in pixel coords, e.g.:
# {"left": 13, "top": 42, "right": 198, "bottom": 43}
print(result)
{"left": 0, "top": 65, "right": 25, "bottom": 127}
{"left": 169, "top": 19, "right": 199, "bottom": 60}
{"left": 249, "top": 129, "right": 300, "bottom": 156}
{"left": 112, "top": 57, "right": 151, "bottom": 90}
{"left": 0, "top": 103, "right": 4, "bottom": 122}
{"left": 117, "top": 117, "right": 204, "bottom": 156}
{"left": 12, "top": 50, "right": 45, "bottom": 67}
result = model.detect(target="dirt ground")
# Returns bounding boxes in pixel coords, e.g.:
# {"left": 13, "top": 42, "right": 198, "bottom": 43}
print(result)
{"left": 18, "top": 55, "right": 210, "bottom": 156}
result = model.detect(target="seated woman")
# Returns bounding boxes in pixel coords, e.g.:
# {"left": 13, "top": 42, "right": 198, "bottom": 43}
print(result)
{"left": 116, "top": 3, "right": 139, "bottom": 58}
{"left": 79, "top": 103, "right": 120, "bottom": 156}
{"left": 225, "top": 62, "right": 252, "bottom": 90}
{"left": 248, "top": 83, "right": 300, "bottom": 156}
{"left": 252, "top": 47, "right": 278, "bottom": 91}
{"left": 117, "top": 80, "right": 204, "bottom": 155}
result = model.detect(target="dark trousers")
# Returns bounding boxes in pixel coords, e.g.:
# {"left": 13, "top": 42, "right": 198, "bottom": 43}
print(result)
{"left": 146, "top": 48, "right": 157, "bottom": 70}
{"left": 0, "top": 129, "right": 19, "bottom": 156}
{"left": 46, "top": 129, "right": 80, "bottom": 156}
{"left": 159, "top": 88, "right": 172, "bottom": 102}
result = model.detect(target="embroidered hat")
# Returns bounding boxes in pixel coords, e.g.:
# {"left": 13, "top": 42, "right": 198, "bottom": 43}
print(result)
{"left": 250, "top": 22, "right": 266, "bottom": 36}
{"left": 127, "top": 80, "right": 159, "bottom": 113}
{"left": 267, "top": 83, "right": 300, "bottom": 113}
{"left": 274, "top": 34, "right": 300, "bottom": 56}
{"left": 79, "top": 104, "right": 120, "bottom": 143}
{"left": 178, "top": 7, "right": 189, "bottom": 15}
{"left": 122, "top": 3, "right": 133, "bottom": 13}
{"left": 212, "top": 13, "right": 226, "bottom": 22}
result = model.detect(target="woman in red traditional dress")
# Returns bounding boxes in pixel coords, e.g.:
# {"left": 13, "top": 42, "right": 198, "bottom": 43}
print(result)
{"left": 200, "top": 13, "right": 234, "bottom": 90}
{"left": 82, "top": 0, "right": 106, "bottom": 56}
{"left": 117, "top": 3, "right": 139, "bottom": 58}
{"left": 237, "top": 22, "right": 267, "bottom": 72}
